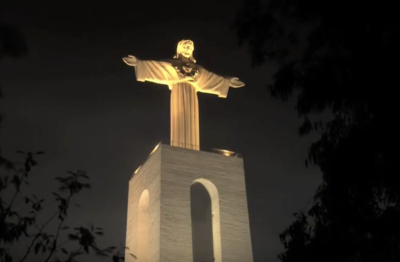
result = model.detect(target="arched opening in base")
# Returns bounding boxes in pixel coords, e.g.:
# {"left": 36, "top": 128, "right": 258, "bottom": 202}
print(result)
{"left": 137, "top": 189, "right": 149, "bottom": 262}
{"left": 190, "top": 179, "right": 221, "bottom": 262}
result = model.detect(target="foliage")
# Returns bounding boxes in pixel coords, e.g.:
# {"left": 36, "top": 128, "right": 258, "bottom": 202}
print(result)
{"left": 235, "top": 0, "right": 399, "bottom": 261}
{"left": 0, "top": 152, "right": 132, "bottom": 262}
{"left": 0, "top": 15, "right": 134, "bottom": 262}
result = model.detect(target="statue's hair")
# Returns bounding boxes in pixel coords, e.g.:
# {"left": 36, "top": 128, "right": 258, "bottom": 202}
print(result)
{"left": 173, "top": 39, "right": 196, "bottom": 63}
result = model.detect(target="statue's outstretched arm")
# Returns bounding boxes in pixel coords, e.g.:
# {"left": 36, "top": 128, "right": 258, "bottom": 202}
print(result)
{"left": 122, "top": 55, "right": 180, "bottom": 85}
{"left": 194, "top": 67, "right": 245, "bottom": 98}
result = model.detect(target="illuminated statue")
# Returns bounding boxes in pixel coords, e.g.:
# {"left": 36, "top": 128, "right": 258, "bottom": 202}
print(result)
{"left": 123, "top": 40, "right": 244, "bottom": 150}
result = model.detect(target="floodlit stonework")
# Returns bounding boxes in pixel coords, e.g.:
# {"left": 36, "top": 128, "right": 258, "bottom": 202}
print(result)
{"left": 125, "top": 144, "right": 253, "bottom": 262}
{"left": 122, "top": 40, "right": 245, "bottom": 150}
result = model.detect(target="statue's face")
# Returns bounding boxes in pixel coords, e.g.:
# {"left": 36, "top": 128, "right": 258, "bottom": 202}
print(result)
{"left": 179, "top": 43, "right": 194, "bottom": 59}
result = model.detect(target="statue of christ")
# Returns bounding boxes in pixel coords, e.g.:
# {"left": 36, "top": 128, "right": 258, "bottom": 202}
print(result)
{"left": 122, "top": 39, "right": 244, "bottom": 151}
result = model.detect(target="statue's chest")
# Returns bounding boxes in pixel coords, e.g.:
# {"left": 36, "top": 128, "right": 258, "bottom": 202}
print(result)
{"left": 173, "top": 62, "right": 199, "bottom": 79}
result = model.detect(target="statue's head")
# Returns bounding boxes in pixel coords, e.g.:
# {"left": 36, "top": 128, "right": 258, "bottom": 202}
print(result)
{"left": 174, "top": 39, "right": 196, "bottom": 63}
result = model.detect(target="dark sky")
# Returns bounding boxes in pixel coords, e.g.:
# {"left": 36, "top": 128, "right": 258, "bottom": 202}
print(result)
{"left": 0, "top": 1, "right": 321, "bottom": 261}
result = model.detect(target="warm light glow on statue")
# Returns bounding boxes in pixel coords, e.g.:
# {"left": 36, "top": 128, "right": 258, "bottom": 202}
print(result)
{"left": 123, "top": 40, "right": 244, "bottom": 150}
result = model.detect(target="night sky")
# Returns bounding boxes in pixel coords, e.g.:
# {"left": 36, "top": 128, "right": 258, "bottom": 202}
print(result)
{"left": 0, "top": 1, "right": 321, "bottom": 261}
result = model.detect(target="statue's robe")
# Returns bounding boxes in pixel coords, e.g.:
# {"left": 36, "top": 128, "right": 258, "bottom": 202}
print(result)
{"left": 134, "top": 59, "right": 230, "bottom": 150}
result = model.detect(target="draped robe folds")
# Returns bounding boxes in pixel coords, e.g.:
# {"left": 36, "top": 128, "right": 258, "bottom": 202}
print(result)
{"left": 134, "top": 59, "right": 231, "bottom": 150}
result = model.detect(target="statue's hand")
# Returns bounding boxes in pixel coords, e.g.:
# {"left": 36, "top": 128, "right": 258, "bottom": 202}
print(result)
{"left": 122, "top": 55, "right": 137, "bottom": 66}
{"left": 229, "top": 77, "right": 245, "bottom": 88}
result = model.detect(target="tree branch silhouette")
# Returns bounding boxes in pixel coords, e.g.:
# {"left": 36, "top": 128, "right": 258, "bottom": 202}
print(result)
{"left": 235, "top": 0, "right": 399, "bottom": 261}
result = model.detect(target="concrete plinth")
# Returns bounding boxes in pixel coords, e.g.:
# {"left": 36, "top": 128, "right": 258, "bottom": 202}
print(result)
{"left": 125, "top": 144, "right": 253, "bottom": 262}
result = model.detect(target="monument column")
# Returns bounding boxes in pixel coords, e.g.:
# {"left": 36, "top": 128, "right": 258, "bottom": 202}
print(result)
{"left": 123, "top": 40, "right": 253, "bottom": 262}
{"left": 126, "top": 144, "right": 254, "bottom": 262}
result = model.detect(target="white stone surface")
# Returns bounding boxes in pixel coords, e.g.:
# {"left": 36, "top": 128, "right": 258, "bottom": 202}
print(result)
{"left": 125, "top": 144, "right": 253, "bottom": 262}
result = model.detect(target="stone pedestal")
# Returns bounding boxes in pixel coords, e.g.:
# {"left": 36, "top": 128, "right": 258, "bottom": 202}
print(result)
{"left": 125, "top": 144, "right": 253, "bottom": 262}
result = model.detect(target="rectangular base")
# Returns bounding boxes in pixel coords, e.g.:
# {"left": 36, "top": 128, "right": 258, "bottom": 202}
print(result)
{"left": 126, "top": 144, "right": 253, "bottom": 262}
